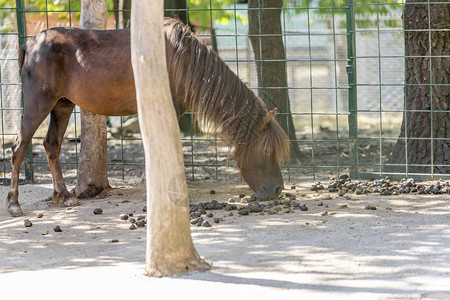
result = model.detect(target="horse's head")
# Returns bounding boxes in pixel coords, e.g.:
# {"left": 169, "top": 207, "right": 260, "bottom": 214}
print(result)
{"left": 234, "top": 108, "right": 290, "bottom": 200}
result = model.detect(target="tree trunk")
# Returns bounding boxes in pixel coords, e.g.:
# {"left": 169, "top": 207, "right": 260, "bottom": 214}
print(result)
{"left": 389, "top": 0, "right": 450, "bottom": 174}
{"left": 75, "top": 0, "right": 110, "bottom": 198}
{"left": 114, "top": 0, "right": 131, "bottom": 29}
{"left": 248, "top": 0, "right": 306, "bottom": 162}
{"left": 122, "top": 0, "right": 131, "bottom": 28}
{"left": 130, "top": 0, "right": 210, "bottom": 276}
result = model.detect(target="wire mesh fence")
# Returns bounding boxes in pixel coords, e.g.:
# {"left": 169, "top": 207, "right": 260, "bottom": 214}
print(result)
{"left": 0, "top": 0, "right": 448, "bottom": 186}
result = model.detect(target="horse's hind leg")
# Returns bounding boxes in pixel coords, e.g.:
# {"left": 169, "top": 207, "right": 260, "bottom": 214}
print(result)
{"left": 7, "top": 94, "right": 57, "bottom": 217}
{"left": 43, "top": 99, "right": 77, "bottom": 207}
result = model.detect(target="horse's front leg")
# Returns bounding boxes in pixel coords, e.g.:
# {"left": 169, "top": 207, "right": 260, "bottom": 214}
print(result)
{"left": 44, "top": 100, "right": 79, "bottom": 207}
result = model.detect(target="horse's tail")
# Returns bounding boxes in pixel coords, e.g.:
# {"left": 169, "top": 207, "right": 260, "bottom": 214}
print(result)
{"left": 18, "top": 44, "right": 26, "bottom": 74}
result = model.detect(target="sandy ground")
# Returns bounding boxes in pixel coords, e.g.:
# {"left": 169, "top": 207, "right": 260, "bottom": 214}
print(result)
{"left": 0, "top": 179, "right": 449, "bottom": 299}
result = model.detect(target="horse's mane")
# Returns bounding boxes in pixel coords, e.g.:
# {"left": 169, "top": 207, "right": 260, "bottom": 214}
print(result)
{"left": 164, "top": 18, "right": 289, "bottom": 163}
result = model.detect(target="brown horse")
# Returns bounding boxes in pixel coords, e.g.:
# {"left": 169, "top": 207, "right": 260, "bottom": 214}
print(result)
{"left": 7, "top": 18, "right": 290, "bottom": 217}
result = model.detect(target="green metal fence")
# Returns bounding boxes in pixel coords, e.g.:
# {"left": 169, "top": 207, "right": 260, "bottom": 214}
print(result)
{"left": 0, "top": 0, "right": 448, "bottom": 186}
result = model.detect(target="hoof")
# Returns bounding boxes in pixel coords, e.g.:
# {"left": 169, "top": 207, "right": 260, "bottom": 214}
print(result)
{"left": 8, "top": 203, "right": 23, "bottom": 217}
{"left": 63, "top": 197, "right": 80, "bottom": 207}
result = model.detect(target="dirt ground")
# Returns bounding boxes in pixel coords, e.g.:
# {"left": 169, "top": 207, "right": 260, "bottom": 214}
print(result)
{"left": 0, "top": 179, "right": 449, "bottom": 299}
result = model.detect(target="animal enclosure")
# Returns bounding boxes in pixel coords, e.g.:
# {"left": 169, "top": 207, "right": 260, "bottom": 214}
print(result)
{"left": 0, "top": 0, "right": 448, "bottom": 185}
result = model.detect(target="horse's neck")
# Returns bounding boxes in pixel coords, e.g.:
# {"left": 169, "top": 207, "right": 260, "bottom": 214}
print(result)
{"left": 166, "top": 34, "right": 267, "bottom": 143}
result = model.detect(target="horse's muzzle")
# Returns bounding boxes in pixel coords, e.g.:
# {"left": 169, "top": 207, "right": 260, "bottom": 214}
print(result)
{"left": 255, "top": 183, "right": 282, "bottom": 200}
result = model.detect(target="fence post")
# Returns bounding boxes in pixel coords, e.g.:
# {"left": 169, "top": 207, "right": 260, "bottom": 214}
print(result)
{"left": 346, "top": 0, "right": 358, "bottom": 179}
{"left": 15, "top": 0, "right": 34, "bottom": 182}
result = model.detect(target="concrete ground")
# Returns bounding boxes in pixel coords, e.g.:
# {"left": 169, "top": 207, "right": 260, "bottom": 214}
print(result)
{"left": 0, "top": 180, "right": 449, "bottom": 299}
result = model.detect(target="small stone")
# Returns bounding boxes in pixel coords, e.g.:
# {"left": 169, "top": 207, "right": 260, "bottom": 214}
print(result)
{"left": 228, "top": 198, "right": 235, "bottom": 203}
{"left": 228, "top": 212, "right": 234, "bottom": 216}
{"left": 129, "top": 224, "right": 136, "bottom": 230}
{"left": 213, "top": 217, "right": 220, "bottom": 224}
{"left": 119, "top": 214, "right": 129, "bottom": 220}
{"left": 339, "top": 174, "right": 349, "bottom": 181}
{"left": 202, "top": 221, "right": 212, "bottom": 227}
{"left": 142, "top": 206, "right": 147, "bottom": 212}
{"left": 42, "top": 230, "right": 49, "bottom": 235}
{"left": 225, "top": 204, "right": 234, "bottom": 211}
{"left": 110, "top": 239, "right": 120, "bottom": 243}
{"left": 240, "top": 197, "right": 248, "bottom": 203}
{"left": 210, "top": 189, "right": 216, "bottom": 194}
{"left": 206, "top": 212, "right": 213, "bottom": 218}
{"left": 23, "top": 219, "right": 32, "bottom": 227}
{"left": 93, "top": 208, "right": 103, "bottom": 215}
{"left": 129, "top": 218, "right": 136, "bottom": 224}
{"left": 35, "top": 213, "right": 44, "bottom": 219}
{"left": 197, "top": 220, "right": 203, "bottom": 226}
{"left": 128, "top": 212, "right": 134, "bottom": 217}
{"left": 290, "top": 185, "right": 296, "bottom": 189}
{"left": 138, "top": 215, "right": 146, "bottom": 220}
{"left": 300, "top": 204, "right": 308, "bottom": 211}
{"left": 365, "top": 205, "right": 377, "bottom": 210}
{"left": 338, "top": 189, "right": 346, "bottom": 197}
{"left": 239, "top": 193, "right": 245, "bottom": 198}
{"left": 238, "top": 208, "right": 249, "bottom": 216}
{"left": 136, "top": 220, "right": 146, "bottom": 228}
{"left": 317, "top": 201, "right": 323, "bottom": 206}
{"left": 53, "top": 225, "right": 62, "bottom": 232}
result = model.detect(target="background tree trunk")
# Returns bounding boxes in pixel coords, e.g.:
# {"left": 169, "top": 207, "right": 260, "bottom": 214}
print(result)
{"left": 389, "top": 0, "right": 450, "bottom": 174}
{"left": 115, "top": 0, "right": 131, "bottom": 29}
{"left": 131, "top": 0, "right": 210, "bottom": 276}
{"left": 248, "top": 0, "right": 305, "bottom": 162}
{"left": 75, "top": 0, "right": 110, "bottom": 198}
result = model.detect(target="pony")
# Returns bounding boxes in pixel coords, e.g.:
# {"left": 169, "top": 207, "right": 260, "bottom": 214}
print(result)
{"left": 6, "top": 18, "right": 290, "bottom": 217}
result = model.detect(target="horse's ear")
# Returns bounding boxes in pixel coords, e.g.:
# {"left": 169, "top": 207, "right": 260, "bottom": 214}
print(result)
{"left": 261, "top": 108, "right": 278, "bottom": 129}
{"left": 271, "top": 108, "right": 277, "bottom": 118}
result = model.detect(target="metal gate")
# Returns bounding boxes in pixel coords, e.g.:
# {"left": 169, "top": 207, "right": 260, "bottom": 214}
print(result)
{"left": 0, "top": 0, "right": 448, "bottom": 185}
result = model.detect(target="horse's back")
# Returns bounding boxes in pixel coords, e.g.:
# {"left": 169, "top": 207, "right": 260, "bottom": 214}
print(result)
{"left": 22, "top": 27, "right": 137, "bottom": 116}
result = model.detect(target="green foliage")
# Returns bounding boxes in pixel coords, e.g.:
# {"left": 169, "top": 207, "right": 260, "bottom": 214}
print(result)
{"left": 286, "top": 0, "right": 403, "bottom": 28}
{"left": 187, "top": 0, "right": 247, "bottom": 31}
{"left": 0, "top": 0, "right": 16, "bottom": 32}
